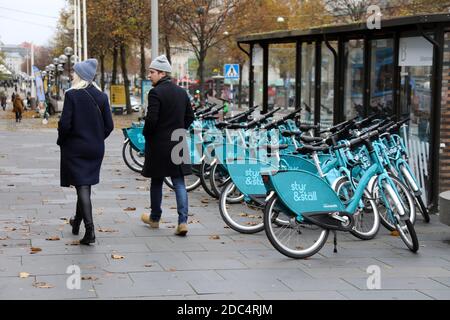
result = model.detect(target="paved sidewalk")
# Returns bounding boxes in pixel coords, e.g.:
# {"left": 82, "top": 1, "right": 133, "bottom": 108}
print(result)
{"left": 0, "top": 119, "right": 450, "bottom": 300}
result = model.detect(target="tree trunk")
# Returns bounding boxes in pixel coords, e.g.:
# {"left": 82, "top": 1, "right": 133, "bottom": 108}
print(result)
{"left": 112, "top": 45, "right": 119, "bottom": 85}
{"left": 140, "top": 38, "right": 146, "bottom": 83}
{"left": 120, "top": 44, "right": 132, "bottom": 114}
{"left": 100, "top": 54, "right": 106, "bottom": 91}
{"left": 164, "top": 34, "right": 171, "bottom": 64}
{"left": 197, "top": 51, "right": 206, "bottom": 104}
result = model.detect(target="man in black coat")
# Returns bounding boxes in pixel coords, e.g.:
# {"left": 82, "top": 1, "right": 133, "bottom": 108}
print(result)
{"left": 141, "top": 55, "right": 195, "bottom": 237}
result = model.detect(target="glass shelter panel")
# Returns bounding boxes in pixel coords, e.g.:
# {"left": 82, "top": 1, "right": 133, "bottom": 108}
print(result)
{"left": 301, "top": 43, "right": 315, "bottom": 124}
{"left": 344, "top": 39, "right": 364, "bottom": 119}
{"left": 268, "top": 44, "right": 296, "bottom": 110}
{"left": 399, "top": 36, "right": 434, "bottom": 204}
{"left": 370, "top": 39, "right": 394, "bottom": 115}
{"left": 252, "top": 44, "right": 264, "bottom": 108}
{"left": 321, "top": 42, "right": 337, "bottom": 128}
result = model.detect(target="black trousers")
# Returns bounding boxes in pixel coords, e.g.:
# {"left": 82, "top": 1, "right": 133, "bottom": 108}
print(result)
{"left": 75, "top": 186, "right": 94, "bottom": 228}
{"left": 15, "top": 112, "right": 22, "bottom": 122}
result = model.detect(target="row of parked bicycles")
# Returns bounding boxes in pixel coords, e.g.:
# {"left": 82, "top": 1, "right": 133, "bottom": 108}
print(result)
{"left": 122, "top": 102, "right": 430, "bottom": 259}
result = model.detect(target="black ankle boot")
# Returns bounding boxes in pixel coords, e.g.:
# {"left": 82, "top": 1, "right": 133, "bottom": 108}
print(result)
{"left": 69, "top": 216, "right": 82, "bottom": 236}
{"left": 80, "top": 225, "right": 96, "bottom": 245}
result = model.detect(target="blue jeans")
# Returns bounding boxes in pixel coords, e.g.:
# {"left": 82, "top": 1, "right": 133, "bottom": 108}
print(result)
{"left": 150, "top": 176, "right": 189, "bottom": 225}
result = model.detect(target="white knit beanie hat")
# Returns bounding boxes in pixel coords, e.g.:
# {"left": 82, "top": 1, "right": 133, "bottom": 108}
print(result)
{"left": 149, "top": 55, "right": 172, "bottom": 73}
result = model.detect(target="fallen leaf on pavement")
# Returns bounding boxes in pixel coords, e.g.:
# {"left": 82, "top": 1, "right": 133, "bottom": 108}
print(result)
{"left": 170, "top": 206, "right": 177, "bottom": 210}
{"left": 98, "top": 228, "right": 118, "bottom": 233}
{"left": 4, "top": 227, "right": 16, "bottom": 232}
{"left": 33, "top": 282, "right": 54, "bottom": 289}
{"left": 168, "top": 268, "right": 177, "bottom": 272}
{"left": 209, "top": 235, "right": 220, "bottom": 240}
{"left": 45, "top": 236, "right": 60, "bottom": 241}
{"left": 390, "top": 231, "right": 400, "bottom": 237}
{"left": 201, "top": 199, "right": 209, "bottom": 204}
{"left": 239, "top": 213, "right": 248, "bottom": 217}
{"left": 111, "top": 254, "right": 125, "bottom": 260}
{"left": 0, "top": 236, "right": 9, "bottom": 240}
{"left": 19, "top": 272, "right": 30, "bottom": 278}
{"left": 116, "top": 197, "right": 127, "bottom": 201}
{"left": 224, "top": 226, "right": 230, "bottom": 229}
{"left": 167, "top": 225, "right": 176, "bottom": 229}
{"left": 30, "top": 247, "right": 42, "bottom": 254}
{"left": 123, "top": 207, "right": 136, "bottom": 212}
{"left": 188, "top": 220, "right": 200, "bottom": 224}
{"left": 66, "top": 241, "right": 80, "bottom": 246}
{"left": 144, "top": 264, "right": 153, "bottom": 268}
{"left": 136, "top": 178, "right": 146, "bottom": 181}
{"left": 81, "top": 276, "right": 98, "bottom": 281}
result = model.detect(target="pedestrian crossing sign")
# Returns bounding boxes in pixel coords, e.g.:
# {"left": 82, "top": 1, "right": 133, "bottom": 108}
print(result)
{"left": 224, "top": 64, "right": 240, "bottom": 80}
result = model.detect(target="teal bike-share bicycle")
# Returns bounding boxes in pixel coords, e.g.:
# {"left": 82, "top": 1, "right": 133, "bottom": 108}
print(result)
{"left": 262, "top": 130, "right": 419, "bottom": 259}
{"left": 207, "top": 107, "right": 282, "bottom": 198}
{"left": 378, "top": 119, "right": 430, "bottom": 225}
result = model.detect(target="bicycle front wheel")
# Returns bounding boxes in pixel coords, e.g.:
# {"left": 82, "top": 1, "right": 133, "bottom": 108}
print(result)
{"left": 395, "top": 219, "right": 419, "bottom": 253}
{"left": 200, "top": 161, "right": 216, "bottom": 198}
{"left": 372, "top": 175, "right": 416, "bottom": 232}
{"left": 209, "top": 163, "right": 230, "bottom": 199}
{"left": 264, "top": 195, "right": 329, "bottom": 259}
{"left": 164, "top": 174, "right": 201, "bottom": 192}
{"left": 219, "top": 181, "right": 263, "bottom": 234}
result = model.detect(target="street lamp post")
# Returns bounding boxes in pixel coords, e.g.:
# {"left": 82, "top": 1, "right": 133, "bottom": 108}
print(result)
{"left": 48, "top": 63, "right": 56, "bottom": 98}
{"left": 151, "top": 0, "right": 159, "bottom": 59}
{"left": 64, "top": 47, "right": 75, "bottom": 87}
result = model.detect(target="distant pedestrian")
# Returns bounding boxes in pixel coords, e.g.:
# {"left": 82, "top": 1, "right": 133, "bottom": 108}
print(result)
{"left": 0, "top": 90, "right": 6, "bottom": 111}
{"left": 12, "top": 93, "right": 24, "bottom": 122}
{"left": 57, "top": 59, "right": 114, "bottom": 245}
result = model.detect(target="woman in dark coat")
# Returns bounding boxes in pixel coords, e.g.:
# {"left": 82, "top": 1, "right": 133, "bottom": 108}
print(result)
{"left": 57, "top": 59, "right": 114, "bottom": 245}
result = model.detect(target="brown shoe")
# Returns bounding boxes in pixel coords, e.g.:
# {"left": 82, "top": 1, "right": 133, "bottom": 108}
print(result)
{"left": 141, "top": 214, "right": 159, "bottom": 229}
{"left": 175, "top": 223, "right": 188, "bottom": 237}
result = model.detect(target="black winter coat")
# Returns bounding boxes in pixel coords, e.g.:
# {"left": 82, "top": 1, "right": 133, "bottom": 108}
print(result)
{"left": 57, "top": 85, "right": 114, "bottom": 187}
{"left": 141, "top": 77, "right": 195, "bottom": 178}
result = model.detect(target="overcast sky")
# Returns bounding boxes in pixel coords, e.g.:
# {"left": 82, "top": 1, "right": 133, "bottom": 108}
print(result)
{"left": 0, "top": 0, "right": 66, "bottom": 46}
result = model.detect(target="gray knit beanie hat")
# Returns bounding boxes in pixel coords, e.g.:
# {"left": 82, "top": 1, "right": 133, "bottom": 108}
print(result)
{"left": 73, "top": 59, "right": 98, "bottom": 82}
{"left": 149, "top": 55, "right": 172, "bottom": 73}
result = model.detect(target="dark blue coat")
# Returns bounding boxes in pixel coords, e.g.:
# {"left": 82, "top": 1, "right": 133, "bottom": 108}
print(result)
{"left": 142, "top": 77, "right": 195, "bottom": 178}
{"left": 57, "top": 85, "right": 114, "bottom": 187}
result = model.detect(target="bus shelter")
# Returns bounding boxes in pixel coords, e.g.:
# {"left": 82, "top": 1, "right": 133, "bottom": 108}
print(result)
{"left": 237, "top": 13, "right": 450, "bottom": 213}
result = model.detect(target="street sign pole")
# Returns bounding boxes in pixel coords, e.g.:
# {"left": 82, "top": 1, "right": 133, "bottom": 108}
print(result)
{"left": 224, "top": 64, "right": 240, "bottom": 112}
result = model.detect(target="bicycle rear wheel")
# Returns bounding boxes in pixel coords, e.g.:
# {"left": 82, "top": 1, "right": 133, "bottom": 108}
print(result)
{"left": 122, "top": 140, "right": 143, "bottom": 173}
{"left": 334, "top": 177, "right": 380, "bottom": 240}
{"left": 264, "top": 195, "right": 329, "bottom": 259}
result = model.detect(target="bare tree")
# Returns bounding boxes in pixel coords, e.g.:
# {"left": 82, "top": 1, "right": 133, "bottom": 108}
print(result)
{"left": 325, "top": 0, "right": 380, "bottom": 22}
{"left": 167, "top": 0, "right": 240, "bottom": 101}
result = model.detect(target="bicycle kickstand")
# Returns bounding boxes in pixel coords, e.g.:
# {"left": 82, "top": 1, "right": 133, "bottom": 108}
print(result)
{"left": 333, "top": 231, "right": 338, "bottom": 253}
